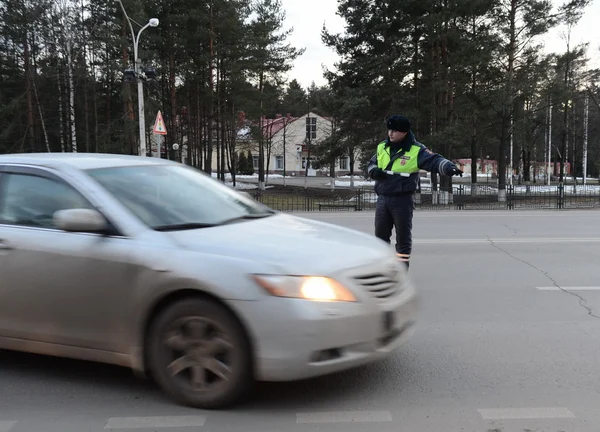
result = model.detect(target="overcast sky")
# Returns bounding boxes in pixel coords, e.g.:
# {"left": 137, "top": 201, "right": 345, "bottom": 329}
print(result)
{"left": 281, "top": 0, "right": 600, "bottom": 89}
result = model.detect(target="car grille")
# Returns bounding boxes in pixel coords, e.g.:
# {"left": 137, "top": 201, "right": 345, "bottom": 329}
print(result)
{"left": 353, "top": 269, "right": 401, "bottom": 300}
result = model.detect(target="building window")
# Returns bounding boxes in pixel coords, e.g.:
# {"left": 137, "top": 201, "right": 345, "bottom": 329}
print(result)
{"left": 306, "top": 117, "right": 316, "bottom": 140}
{"left": 338, "top": 156, "right": 349, "bottom": 170}
{"left": 252, "top": 155, "right": 259, "bottom": 169}
{"left": 275, "top": 156, "right": 284, "bottom": 170}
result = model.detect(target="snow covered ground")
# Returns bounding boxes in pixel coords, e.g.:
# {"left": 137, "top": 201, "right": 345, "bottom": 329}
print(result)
{"left": 211, "top": 173, "right": 285, "bottom": 180}
{"left": 210, "top": 172, "right": 600, "bottom": 195}
{"left": 210, "top": 173, "right": 279, "bottom": 190}
{"left": 449, "top": 184, "right": 600, "bottom": 195}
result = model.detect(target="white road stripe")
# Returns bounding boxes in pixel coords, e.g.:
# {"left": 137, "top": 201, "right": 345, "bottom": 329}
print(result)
{"left": 414, "top": 212, "right": 599, "bottom": 218}
{"left": 104, "top": 416, "right": 206, "bottom": 429}
{"left": 478, "top": 407, "right": 575, "bottom": 420}
{"left": 298, "top": 211, "right": 599, "bottom": 218}
{"left": 415, "top": 237, "right": 600, "bottom": 244}
{"left": 537, "top": 286, "right": 600, "bottom": 291}
{"left": 0, "top": 422, "right": 16, "bottom": 432}
{"left": 296, "top": 411, "right": 393, "bottom": 424}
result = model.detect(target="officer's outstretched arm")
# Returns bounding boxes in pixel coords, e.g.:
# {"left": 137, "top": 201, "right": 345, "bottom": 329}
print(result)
{"left": 416, "top": 145, "right": 457, "bottom": 176}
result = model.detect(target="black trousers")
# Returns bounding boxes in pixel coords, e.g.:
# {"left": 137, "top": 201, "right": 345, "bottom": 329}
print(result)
{"left": 374, "top": 193, "right": 414, "bottom": 268}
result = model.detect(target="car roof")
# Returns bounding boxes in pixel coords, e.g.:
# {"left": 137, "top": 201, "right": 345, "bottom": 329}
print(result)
{"left": 0, "top": 153, "right": 177, "bottom": 170}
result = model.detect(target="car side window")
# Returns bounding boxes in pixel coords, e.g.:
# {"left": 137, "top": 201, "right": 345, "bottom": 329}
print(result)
{"left": 0, "top": 173, "right": 93, "bottom": 229}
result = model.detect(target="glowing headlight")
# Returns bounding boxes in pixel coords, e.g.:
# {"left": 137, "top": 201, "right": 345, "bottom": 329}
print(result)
{"left": 252, "top": 275, "right": 356, "bottom": 302}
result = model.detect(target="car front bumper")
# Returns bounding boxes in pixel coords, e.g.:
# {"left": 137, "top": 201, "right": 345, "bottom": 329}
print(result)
{"left": 234, "top": 280, "right": 419, "bottom": 382}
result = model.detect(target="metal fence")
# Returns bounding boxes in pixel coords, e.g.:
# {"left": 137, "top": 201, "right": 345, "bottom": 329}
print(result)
{"left": 249, "top": 183, "right": 600, "bottom": 212}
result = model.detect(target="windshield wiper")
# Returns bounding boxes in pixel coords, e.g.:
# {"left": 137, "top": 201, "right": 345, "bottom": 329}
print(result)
{"left": 153, "top": 213, "right": 275, "bottom": 231}
{"left": 153, "top": 222, "right": 217, "bottom": 231}
{"left": 219, "top": 213, "right": 275, "bottom": 225}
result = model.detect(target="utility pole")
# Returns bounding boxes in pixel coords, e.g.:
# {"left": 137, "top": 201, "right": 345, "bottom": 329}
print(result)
{"left": 547, "top": 104, "right": 552, "bottom": 186}
{"left": 116, "top": 0, "right": 159, "bottom": 157}
{"left": 583, "top": 93, "right": 589, "bottom": 185}
{"left": 509, "top": 113, "right": 513, "bottom": 186}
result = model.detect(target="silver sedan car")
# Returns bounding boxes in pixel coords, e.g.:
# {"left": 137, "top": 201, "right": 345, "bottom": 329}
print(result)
{"left": 0, "top": 153, "right": 419, "bottom": 409}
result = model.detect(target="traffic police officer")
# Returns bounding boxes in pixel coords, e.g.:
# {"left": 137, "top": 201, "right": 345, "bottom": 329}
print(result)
{"left": 367, "top": 115, "right": 463, "bottom": 269}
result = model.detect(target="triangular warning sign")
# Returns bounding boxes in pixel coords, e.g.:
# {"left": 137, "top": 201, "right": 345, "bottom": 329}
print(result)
{"left": 153, "top": 110, "right": 167, "bottom": 135}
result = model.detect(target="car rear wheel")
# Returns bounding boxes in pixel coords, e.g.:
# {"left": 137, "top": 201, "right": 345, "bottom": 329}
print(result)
{"left": 147, "top": 297, "right": 253, "bottom": 409}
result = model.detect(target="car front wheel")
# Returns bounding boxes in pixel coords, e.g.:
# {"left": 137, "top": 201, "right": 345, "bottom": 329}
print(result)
{"left": 147, "top": 297, "right": 253, "bottom": 409}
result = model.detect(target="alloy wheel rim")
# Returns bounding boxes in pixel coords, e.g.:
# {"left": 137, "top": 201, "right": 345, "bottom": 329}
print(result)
{"left": 162, "top": 316, "right": 235, "bottom": 393}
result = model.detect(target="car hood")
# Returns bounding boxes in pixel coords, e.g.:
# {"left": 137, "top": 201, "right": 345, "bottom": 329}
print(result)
{"left": 164, "top": 213, "right": 391, "bottom": 274}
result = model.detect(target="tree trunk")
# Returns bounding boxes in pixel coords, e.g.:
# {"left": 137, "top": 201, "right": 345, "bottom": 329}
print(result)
{"left": 228, "top": 101, "right": 237, "bottom": 186}
{"left": 121, "top": 16, "right": 133, "bottom": 153}
{"left": 24, "top": 32, "right": 34, "bottom": 152}
{"left": 105, "top": 40, "right": 111, "bottom": 152}
{"left": 169, "top": 51, "right": 178, "bottom": 160}
{"left": 498, "top": 0, "right": 517, "bottom": 200}
{"left": 199, "top": 77, "right": 204, "bottom": 169}
{"left": 215, "top": 57, "right": 222, "bottom": 180}
{"left": 470, "top": 14, "right": 478, "bottom": 193}
{"left": 412, "top": 27, "right": 420, "bottom": 137}
{"left": 32, "top": 70, "right": 50, "bottom": 152}
{"left": 81, "top": 0, "right": 90, "bottom": 152}
{"left": 58, "top": 62, "right": 66, "bottom": 152}
{"left": 66, "top": 38, "right": 77, "bottom": 152}
{"left": 258, "top": 71, "right": 265, "bottom": 190}
{"left": 205, "top": 14, "right": 215, "bottom": 173}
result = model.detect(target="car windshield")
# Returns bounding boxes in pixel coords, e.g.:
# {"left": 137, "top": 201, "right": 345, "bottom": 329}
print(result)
{"left": 86, "top": 164, "right": 274, "bottom": 230}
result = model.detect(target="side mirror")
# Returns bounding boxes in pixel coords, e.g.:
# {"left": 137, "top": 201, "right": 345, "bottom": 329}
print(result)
{"left": 54, "top": 209, "right": 108, "bottom": 233}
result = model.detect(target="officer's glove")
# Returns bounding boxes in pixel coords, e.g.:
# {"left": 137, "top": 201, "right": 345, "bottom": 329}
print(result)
{"left": 448, "top": 165, "right": 463, "bottom": 177}
{"left": 371, "top": 168, "right": 388, "bottom": 181}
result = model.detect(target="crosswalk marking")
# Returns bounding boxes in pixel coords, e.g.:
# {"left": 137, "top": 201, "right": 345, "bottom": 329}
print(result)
{"left": 478, "top": 407, "right": 575, "bottom": 420}
{"left": 1, "top": 407, "right": 582, "bottom": 430}
{"left": 537, "top": 286, "right": 600, "bottom": 291}
{"left": 0, "top": 421, "right": 16, "bottom": 432}
{"left": 416, "top": 237, "right": 600, "bottom": 244}
{"left": 296, "top": 411, "right": 393, "bottom": 424}
{"left": 104, "top": 416, "right": 207, "bottom": 429}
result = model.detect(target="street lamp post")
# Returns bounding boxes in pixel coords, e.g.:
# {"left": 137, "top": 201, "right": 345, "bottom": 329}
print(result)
{"left": 116, "top": 0, "right": 158, "bottom": 157}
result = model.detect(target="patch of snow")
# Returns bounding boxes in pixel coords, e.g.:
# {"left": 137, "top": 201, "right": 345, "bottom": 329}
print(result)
{"left": 336, "top": 175, "right": 369, "bottom": 180}
{"left": 226, "top": 182, "right": 256, "bottom": 190}
{"left": 348, "top": 195, "right": 378, "bottom": 203}
{"left": 419, "top": 184, "right": 600, "bottom": 196}
{"left": 224, "top": 182, "right": 274, "bottom": 190}
{"left": 211, "top": 173, "right": 288, "bottom": 180}
{"left": 338, "top": 182, "right": 600, "bottom": 198}
{"left": 330, "top": 180, "right": 375, "bottom": 187}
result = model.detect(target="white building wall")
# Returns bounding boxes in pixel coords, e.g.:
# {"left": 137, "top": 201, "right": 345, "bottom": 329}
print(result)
{"left": 197, "top": 112, "right": 358, "bottom": 176}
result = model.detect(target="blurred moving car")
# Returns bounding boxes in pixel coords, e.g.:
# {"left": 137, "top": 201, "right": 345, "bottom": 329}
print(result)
{"left": 0, "top": 153, "right": 418, "bottom": 409}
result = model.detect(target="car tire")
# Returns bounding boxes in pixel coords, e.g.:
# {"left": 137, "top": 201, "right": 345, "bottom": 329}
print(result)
{"left": 146, "top": 297, "right": 253, "bottom": 409}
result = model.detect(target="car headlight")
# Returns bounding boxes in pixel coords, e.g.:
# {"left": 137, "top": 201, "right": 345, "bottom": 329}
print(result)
{"left": 252, "top": 275, "right": 357, "bottom": 302}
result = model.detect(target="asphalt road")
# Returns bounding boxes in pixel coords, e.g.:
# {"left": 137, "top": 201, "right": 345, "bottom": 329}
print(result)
{"left": 2, "top": 210, "right": 600, "bottom": 432}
